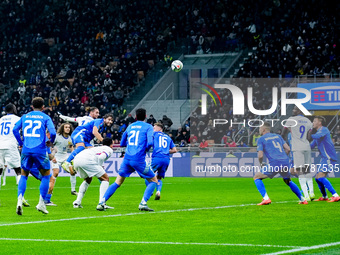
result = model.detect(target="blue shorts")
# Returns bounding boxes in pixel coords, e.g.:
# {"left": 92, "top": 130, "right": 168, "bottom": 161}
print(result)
{"left": 317, "top": 158, "right": 338, "bottom": 173}
{"left": 71, "top": 130, "right": 92, "bottom": 147}
{"left": 21, "top": 153, "right": 50, "bottom": 171}
{"left": 150, "top": 157, "right": 170, "bottom": 178}
{"left": 261, "top": 160, "right": 290, "bottom": 179}
{"left": 119, "top": 159, "right": 155, "bottom": 179}
{"left": 29, "top": 167, "right": 42, "bottom": 181}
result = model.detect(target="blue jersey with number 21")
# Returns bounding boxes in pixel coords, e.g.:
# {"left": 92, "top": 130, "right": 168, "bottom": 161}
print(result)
{"left": 120, "top": 121, "right": 153, "bottom": 161}
{"left": 257, "top": 133, "right": 289, "bottom": 163}
{"left": 13, "top": 111, "right": 56, "bottom": 155}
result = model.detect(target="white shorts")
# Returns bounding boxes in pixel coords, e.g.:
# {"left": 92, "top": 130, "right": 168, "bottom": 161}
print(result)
{"left": 73, "top": 157, "right": 105, "bottom": 179}
{"left": 0, "top": 148, "right": 21, "bottom": 169}
{"left": 51, "top": 154, "right": 68, "bottom": 169}
{"left": 292, "top": 150, "right": 311, "bottom": 168}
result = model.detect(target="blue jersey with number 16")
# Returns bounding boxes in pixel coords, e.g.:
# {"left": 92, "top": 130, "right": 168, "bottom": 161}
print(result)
{"left": 257, "top": 133, "right": 289, "bottom": 163}
{"left": 13, "top": 111, "right": 56, "bottom": 155}
{"left": 120, "top": 121, "right": 153, "bottom": 161}
{"left": 152, "top": 131, "right": 175, "bottom": 159}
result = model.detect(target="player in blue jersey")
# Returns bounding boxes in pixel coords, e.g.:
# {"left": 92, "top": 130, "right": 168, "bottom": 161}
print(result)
{"left": 13, "top": 97, "right": 56, "bottom": 215}
{"left": 311, "top": 116, "right": 340, "bottom": 202}
{"left": 61, "top": 114, "right": 113, "bottom": 172}
{"left": 253, "top": 122, "right": 307, "bottom": 205}
{"left": 97, "top": 108, "right": 158, "bottom": 211}
{"left": 147, "top": 122, "right": 177, "bottom": 200}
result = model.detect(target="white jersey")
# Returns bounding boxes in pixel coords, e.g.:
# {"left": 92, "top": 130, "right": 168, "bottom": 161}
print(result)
{"left": 0, "top": 114, "right": 21, "bottom": 149}
{"left": 54, "top": 134, "right": 73, "bottom": 161}
{"left": 75, "top": 145, "right": 113, "bottom": 166}
{"left": 288, "top": 115, "right": 312, "bottom": 151}
{"left": 76, "top": 116, "right": 93, "bottom": 126}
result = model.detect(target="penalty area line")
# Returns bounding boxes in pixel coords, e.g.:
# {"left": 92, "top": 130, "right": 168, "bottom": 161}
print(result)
{"left": 0, "top": 201, "right": 294, "bottom": 228}
{"left": 0, "top": 238, "right": 303, "bottom": 248}
{"left": 263, "top": 241, "right": 340, "bottom": 255}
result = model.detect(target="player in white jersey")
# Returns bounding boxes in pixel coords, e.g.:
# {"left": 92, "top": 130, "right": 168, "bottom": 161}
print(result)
{"left": 44, "top": 123, "right": 74, "bottom": 206}
{"left": 0, "top": 104, "right": 22, "bottom": 185}
{"left": 58, "top": 106, "right": 99, "bottom": 126}
{"left": 282, "top": 106, "right": 314, "bottom": 201}
{"left": 0, "top": 104, "right": 30, "bottom": 206}
{"left": 72, "top": 138, "right": 114, "bottom": 209}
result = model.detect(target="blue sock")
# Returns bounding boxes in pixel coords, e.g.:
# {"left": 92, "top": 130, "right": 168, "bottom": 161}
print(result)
{"left": 67, "top": 146, "right": 85, "bottom": 163}
{"left": 315, "top": 178, "right": 327, "bottom": 197}
{"left": 288, "top": 181, "right": 303, "bottom": 200}
{"left": 143, "top": 182, "right": 157, "bottom": 203}
{"left": 145, "top": 179, "right": 150, "bottom": 187}
{"left": 45, "top": 193, "right": 52, "bottom": 203}
{"left": 18, "top": 175, "right": 28, "bottom": 198}
{"left": 40, "top": 175, "right": 50, "bottom": 200}
{"left": 318, "top": 177, "right": 337, "bottom": 196}
{"left": 254, "top": 179, "right": 266, "bottom": 197}
{"left": 103, "top": 182, "right": 120, "bottom": 202}
{"left": 157, "top": 180, "right": 163, "bottom": 192}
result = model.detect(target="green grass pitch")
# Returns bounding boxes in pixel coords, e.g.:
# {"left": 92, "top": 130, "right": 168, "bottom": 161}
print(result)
{"left": 0, "top": 176, "right": 339, "bottom": 254}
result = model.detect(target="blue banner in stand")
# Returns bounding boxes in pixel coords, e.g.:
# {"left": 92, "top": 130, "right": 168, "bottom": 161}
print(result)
{"left": 3, "top": 151, "right": 340, "bottom": 177}
{"left": 297, "top": 82, "right": 340, "bottom": 110}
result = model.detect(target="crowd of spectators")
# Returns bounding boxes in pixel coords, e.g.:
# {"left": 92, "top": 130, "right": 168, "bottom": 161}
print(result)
{"left": 0, "top": 0, "right": 339, "bottom": 147}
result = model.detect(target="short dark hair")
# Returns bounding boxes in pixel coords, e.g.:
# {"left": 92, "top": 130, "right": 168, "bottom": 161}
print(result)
{"left": 32, "top": 97, "right": 44, "bottom": 109}
{"left": 136, "top": 108, "right": 146, "bottom": 121}
{"left": 314, "top": 116, "right": 326, "bottom": 126}
{"left": 102, "top": 138, "right": 113, "bottom": 146}
{"left": 5, "top": 103, "right": 16, "bottom": 114}
{"left": 103, "top": 113, "right": 114, "bottom": 119}
{"left": 154, "top": 122, "right": 164, "bottom": 130}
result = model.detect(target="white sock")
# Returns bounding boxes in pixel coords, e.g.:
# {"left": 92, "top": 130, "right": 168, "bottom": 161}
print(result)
{"left": 2, "top": 169, "right": 6, "bottom": 184}
{"left": 38, "top": 195, "right": 44, "bottom": 205}
{"left": 306, "top": 177, "right": 314, "bottom": 195}
{"left": 16, "top": 175, "right": 21, "bottom": 185}
{"left": 299, "top": 176, "right": 309, "bottom": 199}
{"left": 141, "top": 198, "right": 146, "bottom": 204}
{"left": 263, "top": 193, "right": 269, "bottom": 200}
{"left": 17, "top": 194, "right": 23, "bottom": 206}
{"left": 70, "top": 175, "right": 76, "bottom": 191}
{"left": 99, "top": 181, "right": 109, "bottom": 203}
{"left": 333, "top": 193, "right": 339, "bottom": 197}
{"left": 76, "top": 181, "right": 90, "bottom": 203}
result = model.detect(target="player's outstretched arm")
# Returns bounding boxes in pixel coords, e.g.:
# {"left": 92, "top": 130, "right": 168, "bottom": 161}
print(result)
{"left": 310, "top": 140, "right": 317, "bottom": 149}
{"left": 92, "top": 126, "right": 103, "bottom": 142}
{"left": 311, "top": 128, "right": 327, "bottom": 140}
{"left": 13, "top": 119, "right": 23, "bottom": 146}
{"left": 58, "top": 113, "right": 77, "bottom": 123}
{"left": 169, "top": 147, "right": 177, "bottom": 154}
{"left": 281, "top": 127, "right": 289, "bottom": 141}
{"left": 257, "top": 151, "right": 264, "bottom": 166}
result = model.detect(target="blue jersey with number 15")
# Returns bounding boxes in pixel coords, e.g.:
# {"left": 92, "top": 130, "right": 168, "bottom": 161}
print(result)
{"left": 13, "top": 111, "right": 56, "bottom": 155}
{"left": 120, "top": 121, "right": 153, "bottom": 161}
{"left": 257, "top": 133, "right": 289, "bottom": 163}
{"left": 152, "top": 131, "right": 175, "bottom": 159}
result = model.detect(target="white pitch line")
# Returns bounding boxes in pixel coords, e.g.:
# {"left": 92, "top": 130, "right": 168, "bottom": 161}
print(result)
{"left": 0, "top": 238, "right": 303, "bottom": 248}
{"left": 0, "top": 201, "right": 293, "bottom": 227}
{"left": 263, "top": 241, "right": 340, "bottom": 254}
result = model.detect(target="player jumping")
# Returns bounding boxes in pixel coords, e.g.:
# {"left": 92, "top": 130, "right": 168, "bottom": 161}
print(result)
{"left": 253, "top": 122, "right": 307, "bottom": 205}
{"left": 58, "top": 106, "right": 99, "bottom": 126}
{"left": 61, "top": 114, "right": 114, "bottom": 172}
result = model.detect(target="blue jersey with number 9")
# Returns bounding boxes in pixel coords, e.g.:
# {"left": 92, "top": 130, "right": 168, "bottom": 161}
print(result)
{"left": 152, "top": 131, "right": 175, "bottom": 159}
{"left": 120, "top": 121, "right": 153, "bottom": 161}
{"left": 257, "top": 133, "right": 289, "bottom": 163}
{"left": 13, "top": 111, "right": 56, "bottom": 155}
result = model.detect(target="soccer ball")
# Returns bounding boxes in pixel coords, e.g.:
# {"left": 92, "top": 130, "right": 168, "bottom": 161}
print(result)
{"left": 171, "top": 60, "right": 183, "bottom": 72}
